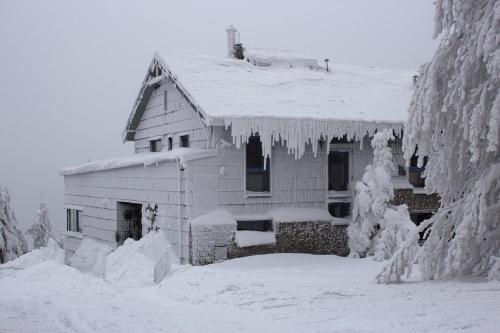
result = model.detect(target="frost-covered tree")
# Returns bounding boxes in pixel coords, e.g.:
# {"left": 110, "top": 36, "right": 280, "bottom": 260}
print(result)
{"left": 377, "top": 0, "right": 500, "bottom": 283}
{"left": 348, "top": 129, "right": 415, "bottom": 260}
{"left": 0, "top": 186, "right": 28, "bottom": 263}
{"left": 26, "top": 202, "right": 54, "bottom": 249}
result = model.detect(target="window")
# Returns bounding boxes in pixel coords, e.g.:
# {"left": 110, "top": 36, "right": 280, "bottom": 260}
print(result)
{"left": 180, "top": 135, "right": 189, "bottom": 148}
{"left": 246, "top": 135, "right": 270, "bottom": 192}
{"left": 237, "top": 220, "right": 273, "bottom": 231}
{"left": 328, "top": 202, "right": 351, "bottom": 218}
{"left": 150, "top": 139, "right": 161, "bottom": 152}
{"left": 66, "top": 209, "right": 81, "bottom": 232}
{"left": 167, "top": 137, "right": 173, "bottom": 151}
{"left": 409, "top": 152, "right": 428, "bottom": 188}
{"left": 163, "top": 91, "right": 168, "bottom": 111}
{"left": 328, "top": 151, "right": 349, "bottom": 191}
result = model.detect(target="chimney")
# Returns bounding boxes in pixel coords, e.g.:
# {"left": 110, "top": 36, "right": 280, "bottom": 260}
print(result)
{"left": 226, "top": 25, "right": 238, "bottom": 58}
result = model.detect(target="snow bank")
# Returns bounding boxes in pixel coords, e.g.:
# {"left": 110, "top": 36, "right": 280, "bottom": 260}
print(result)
{"left": 105, "top": 231, "right": 176, "bottom": 288}
{"left": 271, "top": 208, "right": 333, "bottom": 223}
{"left": 0, "top": 238, "right": 64, "bottom": 271}
{"left": 69, "top": 238, "right": 113, "bottom": 277}
{"left": 190, "top": 208, "right": 236, "bottom": 226}
{"left": 235, "top": 231, "right": 276, "bottom": 248}
{"left": 60, "top": 148, "right": 218, "bottom": 176}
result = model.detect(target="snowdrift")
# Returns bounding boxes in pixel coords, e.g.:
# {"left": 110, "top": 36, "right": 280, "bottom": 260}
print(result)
{"left": 69, "top": 238, "right": 113, "bottom": 277}
{"left": 104, "top": 231, "right": 177, "bottom": 288}
{"left": 0, "top": 238, "right": 64, "bottom": 274}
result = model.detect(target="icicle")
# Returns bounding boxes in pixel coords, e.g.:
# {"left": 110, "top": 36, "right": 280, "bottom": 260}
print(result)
{"left": 224, "top": 117, "right": 402, "bottom": 159}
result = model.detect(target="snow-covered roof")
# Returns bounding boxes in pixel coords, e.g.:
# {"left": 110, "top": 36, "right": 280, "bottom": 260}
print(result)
{"left": 60, "top": 148, "right": 218, "bottom": 176}
{"left": 124, "top": 51, "right": 415, "bottom": 159}
{"left": 154, "top": 52, "right": 414, "bottom": 124}
{"left": 243, "top": 47, "right": 320, "bottom": 69}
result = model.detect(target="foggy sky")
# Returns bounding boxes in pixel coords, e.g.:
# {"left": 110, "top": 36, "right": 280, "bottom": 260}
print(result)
{"left": 0, "top": 0, "right": 438, "bottom": 235}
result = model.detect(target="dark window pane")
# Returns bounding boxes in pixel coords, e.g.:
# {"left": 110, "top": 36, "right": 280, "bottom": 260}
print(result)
{"left": 150, "top": 139, "right": 161, "bottom": 152}
{"left": 246, "top": 136, "right": 270, "bottom": 192}
{"left": 180, "top": 135, "right": 189, "bottom": 148}
{"left": 328, "top": 202, "right": 351, "bottom": 218}
{"left": 163, "top": 91, "right": 168, "bottom": 111}
{"left": 168, "top": 137, "right": 173, "bottom": 150}
{"left": 409, "top": 151, "right": 427, "bottom": 188}
{"left": 328, "top": 151, "right": 349, "bottom": 191}
{"left": 237, "top": 220, "right": 272, "bottom": 231}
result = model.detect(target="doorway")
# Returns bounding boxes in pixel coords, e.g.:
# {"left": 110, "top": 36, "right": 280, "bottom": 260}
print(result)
{"left": 116, "top": 202, "right": 142, "bottom": 245}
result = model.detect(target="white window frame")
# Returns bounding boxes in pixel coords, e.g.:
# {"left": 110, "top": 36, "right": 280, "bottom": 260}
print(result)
{"left": 66, "top": 208, "right": 82, "bottom": 233}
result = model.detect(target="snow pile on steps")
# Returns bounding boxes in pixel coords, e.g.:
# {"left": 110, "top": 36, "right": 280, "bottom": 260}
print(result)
{"left": 104, "top": 231, "right": 177, "bottom": 288}
{"left": 0, "top": 238, "right": 64, "bottom": 274}
{"left": 154, "top": 52, "right": 414, "bottom": 159}
{"left": 69, "top": 238, "right": 113, "bottom": 278}
{"left": 60, "top": 148, "right": 218, "bottom": 176}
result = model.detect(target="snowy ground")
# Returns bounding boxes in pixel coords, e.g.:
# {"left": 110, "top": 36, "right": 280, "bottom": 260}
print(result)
{"left": 1, "top": 254, "right": 499, "bottom": 333}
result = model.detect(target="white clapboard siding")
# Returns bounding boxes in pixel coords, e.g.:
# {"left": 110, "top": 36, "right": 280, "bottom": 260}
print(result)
{"left": 203, "top": 126, "right": 405, "bottom": 216}
{"left": 63, "top": 160, "right": 192, "bottom": 259}
{"left": 134, "top": 79, "right": 208, "bottom": 153}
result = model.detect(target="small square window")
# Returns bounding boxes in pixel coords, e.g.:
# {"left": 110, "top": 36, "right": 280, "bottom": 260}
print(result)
{"left": 180, "top": 135, "right": 189, "bottom": 148}
{"left": 150, "top": 139, "right": 162, "bottom": 152}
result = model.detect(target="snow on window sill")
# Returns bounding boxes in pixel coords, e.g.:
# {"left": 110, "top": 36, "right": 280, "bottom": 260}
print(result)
{"left": 327, "top": 190, "right": 353, "bottom": 198}
{"left": 64, "top": 231, "right": 83, "bottom": 239}
{"left": 245, "top": 191, "right": 272, "bottom": 198}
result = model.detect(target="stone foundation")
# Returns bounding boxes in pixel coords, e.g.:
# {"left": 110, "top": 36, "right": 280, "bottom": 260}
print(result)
{"left": 190, "top": 223, "right": 236, "bottom": 265}
{"left": 191, "top": 219, "right": 350, "bottom": 265}
{"left": 392, "top": 189, "right": 440, "bottom": 214}
{"left": 275, "top": 221, "right": 349, "bottom": 256}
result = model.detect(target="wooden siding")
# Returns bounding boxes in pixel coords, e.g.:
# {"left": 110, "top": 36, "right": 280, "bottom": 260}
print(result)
{"left": 134, "top": 79, "right": 208, "bottom": 153}
{"left": 195, "top": 126, "right": 405, "bottom": 217}
{"left": 63, "top": 161, "right": 191, "bottom": 261}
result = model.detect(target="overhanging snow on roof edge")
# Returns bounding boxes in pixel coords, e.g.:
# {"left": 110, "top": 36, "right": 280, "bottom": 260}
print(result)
{"left": 60, "top": 148, "right": 218, "bottom": 176}
{"left": 225, "top": 116, "right": 403, "bottom": 159}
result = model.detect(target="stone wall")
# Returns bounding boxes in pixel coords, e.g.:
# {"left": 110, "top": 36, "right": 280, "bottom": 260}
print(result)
{"left": 392, "top": 189, "right": 440, "bottom": 214}
{"left": 190, "top": 223, "right": 236, "bottom": 265}
{"left": 192, "top": 219, "right": 350, "bottom": 265}
{"left": 275, "top": 221, "right": 349, "bottom": 256}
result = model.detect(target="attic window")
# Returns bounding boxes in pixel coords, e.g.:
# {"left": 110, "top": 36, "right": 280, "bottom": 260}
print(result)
{"left": 167, "top": 137, "right": 173, "bottom": 151}
{"left": 163, "top": 91, "right": 168, "bottom": 111}
{"left": 246, "top": 135, "right": 270, "bottom": 192}
{"left": 180, "top": 135, "right": 190, "bottom": 148}
{"left": 150, "top": 139, "right": 162, "bottom": 152}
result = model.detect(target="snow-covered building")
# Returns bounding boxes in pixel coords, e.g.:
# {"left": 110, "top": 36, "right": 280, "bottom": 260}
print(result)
{"left": 61, "top": 27, "right": 438, "bottom": 264}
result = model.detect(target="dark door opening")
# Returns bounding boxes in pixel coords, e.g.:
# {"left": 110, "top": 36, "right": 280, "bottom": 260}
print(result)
{"left": 116, "top": 202, "right": 142, "bottom": 245}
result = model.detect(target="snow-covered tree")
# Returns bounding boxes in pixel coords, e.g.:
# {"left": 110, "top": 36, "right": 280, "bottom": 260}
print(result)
{"left": 348, "top": 129, "right": 415, "bottom": 260}
{"left": 377, "top": 0, "right": 500, "bottom": 283}
{"left": 26, "top": 202, "right": 54, "bottom": 249}
{"left": 0, "top": 186, "right": 28, "bottom": 263}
